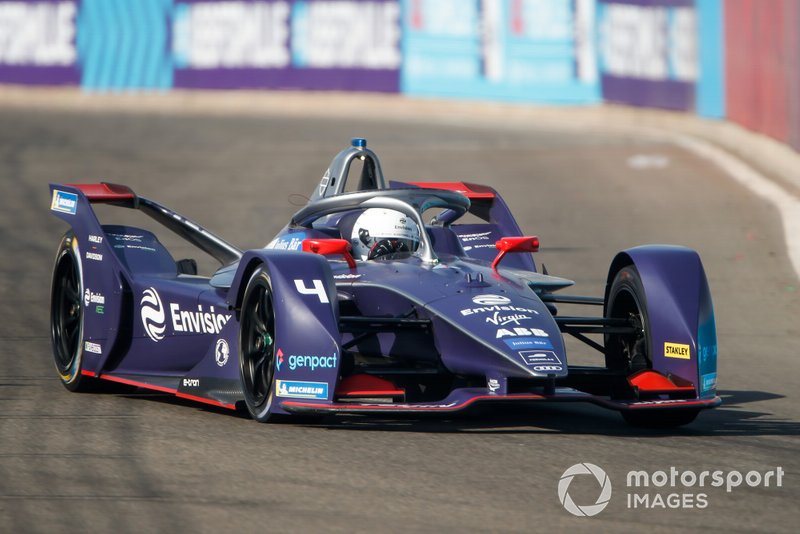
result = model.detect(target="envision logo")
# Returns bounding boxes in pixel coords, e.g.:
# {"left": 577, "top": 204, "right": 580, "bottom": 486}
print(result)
{"left": 140, "top": 287, "right": 166, "bottom": 342}
{"left": 140, "top": 287, "right": 231, "bottom": 342}
{"left": 215, "top": 339, "right": 230, "bottom": 367}
{"left": 558, "top": 463, "right": 612, "bottom": 517}
{"left": 472, "top": 294, "right": 510, "bottom": 306}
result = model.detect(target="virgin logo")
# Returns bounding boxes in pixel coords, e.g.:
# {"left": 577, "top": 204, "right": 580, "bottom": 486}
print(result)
{"left": 140, "top": 287, "right": 166, "bottom": 342}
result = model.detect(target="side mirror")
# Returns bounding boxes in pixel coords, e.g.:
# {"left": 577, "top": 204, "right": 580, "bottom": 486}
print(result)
{"left": 491, "top": 236, "right": 539, "bottom": 270}
{"left": 302, "top": 239, "right": 356, "bottom": 268}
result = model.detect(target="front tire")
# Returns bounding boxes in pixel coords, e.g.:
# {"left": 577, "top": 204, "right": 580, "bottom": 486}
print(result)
{"left": 607, "top": 265, "right": 700, "bottom": 428}
{"left": 238, "top": 267, "right": 279, "bottom": 422}
{"left": 50, "top": 233, "right": 94, "bottom": 392}
{"left": 605, "top": 265, "right": 650, "bottom": 374}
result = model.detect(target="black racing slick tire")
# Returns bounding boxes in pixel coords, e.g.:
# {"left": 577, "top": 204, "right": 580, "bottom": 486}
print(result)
{"left": 605, "top": 265, "right": 651, "bottom": 374}
{"left": 238, "top": 267, "right": 280, "bottom": 422}
{"left": 50, "top": 233, "right": 94, "bottom": 392}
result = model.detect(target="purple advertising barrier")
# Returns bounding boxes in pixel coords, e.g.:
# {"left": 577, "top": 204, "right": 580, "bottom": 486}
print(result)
{"left": 598, "top": 0, "right": 696, "bottom": 111}
{"left": 0, "top": 0, "right": 80, "bottom": 85}
{"left": 174, "top": 67, "right": 399, "bottom": 93}
{"left": 601, "top": 77, "right": 693, "bottom": 110}
{"left": 172, "top": 0, "right": 400, "bottom": 92}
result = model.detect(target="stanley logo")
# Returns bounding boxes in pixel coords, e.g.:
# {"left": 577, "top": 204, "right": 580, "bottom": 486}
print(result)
{"left": 664, "top": 342, "right": 691, "bottom": 359}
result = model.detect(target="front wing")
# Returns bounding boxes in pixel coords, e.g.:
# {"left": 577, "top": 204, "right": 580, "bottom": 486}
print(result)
{"left": 280, "top": 387, "right": 721, "bottom": 415}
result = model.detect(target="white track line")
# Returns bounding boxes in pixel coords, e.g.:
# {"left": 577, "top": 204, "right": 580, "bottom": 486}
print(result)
{"left": 672, "top": 133, "right": 800, "bottom": 282}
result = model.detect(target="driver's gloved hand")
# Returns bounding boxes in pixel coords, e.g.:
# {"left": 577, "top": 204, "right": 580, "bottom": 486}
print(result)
{"left": 368, "top": 239, "right": 412, "bottom": 260}
{"left": 368, "top": 239, "right": 397, "bottom": 259}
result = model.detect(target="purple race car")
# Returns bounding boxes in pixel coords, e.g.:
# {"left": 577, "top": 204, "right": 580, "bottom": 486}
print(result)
{"left": 48, "top": 138, "right": 719, "bottom": 427}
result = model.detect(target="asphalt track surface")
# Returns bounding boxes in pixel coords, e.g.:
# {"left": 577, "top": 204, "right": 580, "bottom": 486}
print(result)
{"left": 0, "top": 100, "right": 798, "bottom": 533}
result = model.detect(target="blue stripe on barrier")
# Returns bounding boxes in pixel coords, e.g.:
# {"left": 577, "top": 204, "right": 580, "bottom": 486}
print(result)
{"left": 141, "top": 0, "right": 158, "bottom": 89}
{"left": 96, "top": 0, "right": 115, "bottom": 90}
{"left": 109, "top": 0, "right": 130, "bottom": 91}
{"left": 79, "top": 0, "right": 172, "bottom": 91}
{"left": 292, "top": 1, "right": 310, "bottom": 68}
{"left": 172, "top": 2, "right": 190, "bottom": 69}
{"left": 77, "top": 0, "right": 99, "bottom": 90}
{"left": 156, "top": 0, "right": 174, "bottom": 89}
{"left": 666, "top": 7, "right": 676, "bottom": 80}
{"left": 696, "top": 0, "right": 724, "bottom": 118}
{"left": 129, "top": 0, "right": 148, "bottom": 89}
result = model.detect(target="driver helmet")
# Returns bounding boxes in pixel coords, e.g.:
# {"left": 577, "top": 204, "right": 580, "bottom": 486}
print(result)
{"left": 350, "top": 208, "right": 421, "bottom": 260}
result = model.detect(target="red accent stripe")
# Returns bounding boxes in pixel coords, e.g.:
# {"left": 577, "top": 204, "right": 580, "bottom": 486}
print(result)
{"left": 624, "top": 399, "right": 719, "bottom": 410}
{"left": 84, "top": 372, "right": 236, "bottom": 410}
{"left": 67, "top": 183, "right": 135, "bottom": 202}
{"left": 335, "top": 374, "right": 403, "bottom": 398}
{"left": 407, "top": 182, "right": 495, "bottom": 199}
{"left": 97, "top": 374, "right": 176, "bottom": 394}
{"left": 628, "top": 370, "right": 696, "bottom": 394}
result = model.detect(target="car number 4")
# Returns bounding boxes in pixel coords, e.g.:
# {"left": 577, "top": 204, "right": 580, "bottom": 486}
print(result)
{"left": 294, "top": 279, "right": 330, "bottom": 304}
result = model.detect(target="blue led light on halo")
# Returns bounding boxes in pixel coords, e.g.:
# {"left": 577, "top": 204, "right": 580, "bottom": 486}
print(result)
{"left": 351, "top": 138, "right": 367, "bottom": 148}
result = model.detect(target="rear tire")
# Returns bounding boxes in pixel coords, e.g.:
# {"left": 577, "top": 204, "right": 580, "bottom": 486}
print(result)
{"left": 238, "top": 267, "right": 280, "bottom": 422}
{"left": 50, "top": 233, "right": 94, "bottom": 392}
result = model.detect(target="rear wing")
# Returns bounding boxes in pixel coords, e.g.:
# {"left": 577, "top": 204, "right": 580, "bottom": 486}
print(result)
{"left": 50, "top": 182, "right": 242, "bottom": 266}
{"left": 391, "top": 180, "right": 536, "bottom": 272}
{"left": 391, "top": 180, "right": 521, "bottom": 230}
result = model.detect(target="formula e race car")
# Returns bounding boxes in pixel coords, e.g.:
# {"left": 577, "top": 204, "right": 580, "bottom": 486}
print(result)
{"left": 48, "top": 138, "right": 719, "bottom": 427}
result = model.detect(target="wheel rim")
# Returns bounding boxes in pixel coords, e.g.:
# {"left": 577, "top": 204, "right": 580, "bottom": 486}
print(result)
{"left": 241, "top": 279, "right": 276, "bottom": 406}
{"left": 608, "top": 288, "right": 649, "bottom": 373}
{"left": 52, "top": 252, "right": 82, "bottom": 374}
